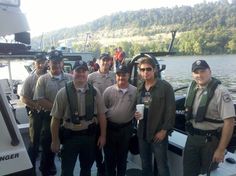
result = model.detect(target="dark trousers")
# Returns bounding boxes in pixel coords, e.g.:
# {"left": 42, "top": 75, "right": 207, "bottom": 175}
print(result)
{"left": 27, "top": 111, "right": 43, "bottom": 168}
{"left": 61, "top": 133, "right": 96, "bottom": 176}
{"left": 40, "top": 112, "right": 56, "bottom": 175}
{"left": 95, "top": 129, "right": 105, "bottom": 173}
{"left": 104, "top": 122, "right": 133, "bottom": 176}
{"left": 183, "top": 134, "right": 219, "bottom": 176}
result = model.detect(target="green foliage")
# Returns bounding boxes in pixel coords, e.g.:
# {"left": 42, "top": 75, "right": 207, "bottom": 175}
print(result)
{"left": 31, "top": 1, "right": 236, "bottom": 56}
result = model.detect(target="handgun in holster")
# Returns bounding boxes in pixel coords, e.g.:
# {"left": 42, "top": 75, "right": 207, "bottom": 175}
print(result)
{"left": 185, "top": 120, "right": 194, "bottom": 135}
{"left": 87, "top": 123, "right": 98, "bottom": 136}
{"left": 59, "top": 126, "right": 71, "bottom": 144}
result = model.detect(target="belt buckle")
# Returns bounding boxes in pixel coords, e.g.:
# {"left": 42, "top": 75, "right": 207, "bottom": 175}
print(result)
{"left": 205, "top": 133, "right": 212, "bottom": 143}
{"left": 74, "top": 124, "right": 82, "bottom": 127}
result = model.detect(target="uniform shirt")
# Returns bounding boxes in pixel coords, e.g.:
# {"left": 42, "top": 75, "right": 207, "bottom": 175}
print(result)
{"left": 103, "top": 84, "right": 137, "bottom": 124}
{"left": 20, "top": 72, "right": 40, "bottom": 99}
{"left": 88, "top": 71, "right": 115, "bottom": 94}
{"left": 50, "top": 84, "right": 106, "bottom": 131}
{"left": 191, "top": 84, "right": 235, "bottom": 130}
{"left": 33, "top": 72, "right": 72, "bottom": 102}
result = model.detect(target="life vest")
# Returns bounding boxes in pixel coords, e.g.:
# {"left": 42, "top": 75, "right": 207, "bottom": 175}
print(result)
{"left": 65, "top": 81, "right": 96, "bottom": 123}
{"left": 185, "top": 77, "right": 223, "bottom": 123}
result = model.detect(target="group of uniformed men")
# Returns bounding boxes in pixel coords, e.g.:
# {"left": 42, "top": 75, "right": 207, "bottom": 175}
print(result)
{"left": 20, "top": 50, "right": 235, "bottom": 176}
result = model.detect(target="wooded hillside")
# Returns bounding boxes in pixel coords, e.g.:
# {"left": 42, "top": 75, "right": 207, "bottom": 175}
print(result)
{"left": 31, "top": 1, "right": 236, "bottom": 56}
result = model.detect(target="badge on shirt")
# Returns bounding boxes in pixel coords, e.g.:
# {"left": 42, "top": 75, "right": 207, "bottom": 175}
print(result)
{"left": 223, "top": 93, "right": 232, "bottom": 102}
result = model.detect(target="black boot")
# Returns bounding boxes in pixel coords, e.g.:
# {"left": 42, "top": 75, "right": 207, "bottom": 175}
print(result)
{"left": 97, "top": 162, "right": 105, "bottom": 176}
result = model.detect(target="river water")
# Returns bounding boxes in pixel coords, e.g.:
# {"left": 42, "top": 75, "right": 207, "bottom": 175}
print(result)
{"left": 158, "top": 54, "right": 236, "bottom": 101}
{"left": 0, "top": 54, "right": 236, "bottom": 100}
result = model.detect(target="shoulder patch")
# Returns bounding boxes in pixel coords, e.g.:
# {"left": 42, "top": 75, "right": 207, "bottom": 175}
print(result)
{"left": 223, "top": 93, "right": 232, "bottom": 102}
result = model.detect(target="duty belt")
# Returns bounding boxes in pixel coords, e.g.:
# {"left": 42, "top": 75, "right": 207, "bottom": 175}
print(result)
{"left": 65, "top": 115, "right": 97, "bottom": 123}
{"left": 107, "top": 120, "right": 132, "bottom": 130}
{"left": 65, "top": 116, "right": 86, "bottom": 122}
{"left": 192, "top": 127, "right": 220, "bottom": 137}
{"left": 64, "top": 128, "right": 89, "bottom": 136}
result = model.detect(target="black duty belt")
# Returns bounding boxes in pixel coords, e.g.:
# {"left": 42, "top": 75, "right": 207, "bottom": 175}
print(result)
{"left": 64, "top": 128, "right": 89, "bottom": 136}
{"left": 65, "top": 116, "right": 86, "bottom": 122}
{"left": 26, "top": 107, "right": 50, "bottom": 116}
{"left": 107, "top": 120, "right": 132, "bottom": 130}
{"left": 192, "top": 128, "right": 220, "bottom": 136}
{"left": 65, "top": 115, "right": 97, "bottom": 122}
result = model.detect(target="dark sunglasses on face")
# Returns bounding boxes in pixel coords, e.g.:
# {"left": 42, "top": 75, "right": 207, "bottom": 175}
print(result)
{"left": 139, "top": 67, "right": 153, "bottom": 72}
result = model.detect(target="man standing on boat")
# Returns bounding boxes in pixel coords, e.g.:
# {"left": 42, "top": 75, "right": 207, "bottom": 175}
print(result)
{"left": 50, "top": 60, "right": 106, "bottom": 176}
{"left": 88, "top": 52, "right": 115, "bottom": 176}
{"left": 103, "top": 65, "right": 136, "bottom": 176}
{"left": 34, "top": 50, "right": 72, "bottom": 176}
{"left": 183, "top": 59, "right": 235, "bottom": 176}
{"left": 20, "top": 53, "right": 48, "bottom": 175}
{"left": 134, "top": 57, "right": 175, "bottom": 176}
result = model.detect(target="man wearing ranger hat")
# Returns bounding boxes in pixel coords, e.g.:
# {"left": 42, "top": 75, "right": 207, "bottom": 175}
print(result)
{"left": 50, "top": 60, "right": 106, "bottom": 176}
{"left": 20, "top": 52, "right": 48, "bottom": 175}
{"left": 183, "top": 59, "right": 235, "bottom": 176}
{"left": 34, "top": 50, "right": 73, "bottom": 176}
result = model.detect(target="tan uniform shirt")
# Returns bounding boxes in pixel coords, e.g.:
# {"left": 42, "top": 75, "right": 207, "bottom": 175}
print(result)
{"left": 103, "top": 84, "right": 137, "bottom": 124}
{"left": 20, "top": 72, "right": 40, "bottom": 99}
{"left": 33, "top": 72, "right": 72, "bottom": 102}
{"left": 191, "top": 84, "right": 235, "bottom": 130}
{"left": 51, "top": 84, "right": 106, "bottom": 131}
{"left": 88, "top": 71, "right": 116, "bottom": 94}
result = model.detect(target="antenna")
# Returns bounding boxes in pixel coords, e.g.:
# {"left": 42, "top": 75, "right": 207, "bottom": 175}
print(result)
{"left": 39, "top": 32, "right": 44, "bottom": 50}
{"left": 83, "top": 32, "right": 90, "bottom": 51}
{"left": 168, "top": 30, "right": 177, "bottom": 53}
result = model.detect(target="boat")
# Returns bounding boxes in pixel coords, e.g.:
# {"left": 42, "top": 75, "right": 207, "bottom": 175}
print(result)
{"left": 1, "top": 51, "right": 236, "bottom": 176}
{"left": 1, "top": 0, "right": 236, "bottom": 175}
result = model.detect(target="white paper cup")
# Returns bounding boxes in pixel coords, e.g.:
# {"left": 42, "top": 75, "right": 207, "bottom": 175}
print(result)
{"left": 136, "top": 104, "right": 144, "bottom": 120}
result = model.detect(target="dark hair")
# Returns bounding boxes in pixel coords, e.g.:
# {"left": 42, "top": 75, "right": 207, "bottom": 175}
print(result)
{"left": 138, "top": 57, "right": 157, "bottom": 69}
{"left": 99, "top": 53, "right": 111, "bottom": 60}
{"left": 138, "top": 57, "right": 158, "bottom": 77}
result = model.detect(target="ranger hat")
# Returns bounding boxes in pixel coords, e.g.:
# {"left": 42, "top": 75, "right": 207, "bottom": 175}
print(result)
{"left": 116, "top": 65, "right": 129, "bottom": 74}
{"left": 48, "top": 50, "right": 63, "bottom": 61}
{"left": 73, "top": 60, "right": 88, "bottom": 71}
{"left": 192, "top": 60, "right": 210, "bottom": 72}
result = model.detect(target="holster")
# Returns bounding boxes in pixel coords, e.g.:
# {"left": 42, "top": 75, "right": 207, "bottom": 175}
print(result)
{"left": 87, "top": 123, "right": 98, "bottom": 136}
{"left": 59, "top": 126, "right": 70, "bottom": 144}
{"left": 185, "top": 121, "right": 194, "bottom": 135}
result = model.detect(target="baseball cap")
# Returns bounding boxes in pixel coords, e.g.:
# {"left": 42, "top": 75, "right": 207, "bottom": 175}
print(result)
{"left": 48, "top": 50, "right": 63, "bottom": 61}
{"left": 116, "top": 65, "right": 129, "bottom": 74}
{"left": 35, "top": 52, "right": 47, "bottom": 62}
{"left": 98, "top": 53, "right": 112, "bottom": 60}
{"left": 73, "top": 60, "right": 88, "bottom": 71}
{"left": 192, "top": 60, "right": 210, "bottom": 72}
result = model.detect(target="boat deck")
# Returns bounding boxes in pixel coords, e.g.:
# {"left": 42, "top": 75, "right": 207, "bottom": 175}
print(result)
{"left": 35, "top": 153, "right": 142, "bottom": 176}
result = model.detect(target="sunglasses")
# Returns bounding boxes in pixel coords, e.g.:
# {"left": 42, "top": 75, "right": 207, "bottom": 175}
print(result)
{"left": 139, "top": 67, "right": 153, "bottom": 72}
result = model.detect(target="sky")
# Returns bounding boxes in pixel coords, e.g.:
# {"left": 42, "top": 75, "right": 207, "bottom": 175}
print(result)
{"left": 20, "top": 0, "right": 220, "bottom": 37}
